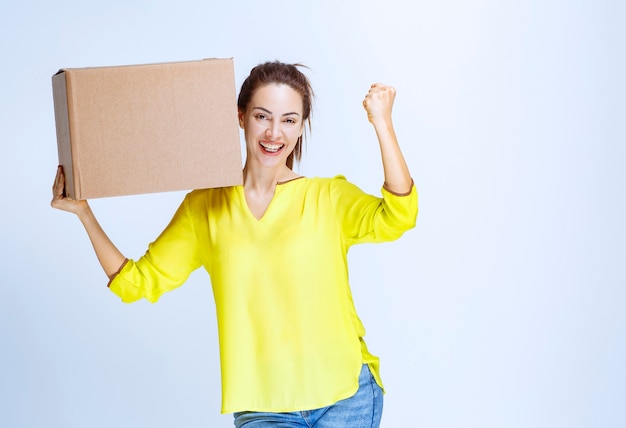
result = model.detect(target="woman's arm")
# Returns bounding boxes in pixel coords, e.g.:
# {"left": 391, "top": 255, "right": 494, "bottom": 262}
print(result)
{"left": 362, "top": 83, "right": 413, "bottom": 194}
{"left": 51, "top": 166, "right": 126, "bottom": 278}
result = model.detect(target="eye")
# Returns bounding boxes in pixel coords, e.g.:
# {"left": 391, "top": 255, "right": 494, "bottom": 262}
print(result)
{"left": 255, "top": 113, "right": 269, "bottom": 121}
{"left": 284, "top": 117, "right": 298, "bottom": 125}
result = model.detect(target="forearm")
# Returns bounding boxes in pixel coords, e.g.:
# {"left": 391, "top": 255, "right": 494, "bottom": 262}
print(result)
{"left": 77, "top": 204, "right": 126, "bottom": 278}
{"left": 373, "top": 117, "right": 413, "bottom": 194}
{"left": 362, "top": 83, "right": 413, "bottom": 194}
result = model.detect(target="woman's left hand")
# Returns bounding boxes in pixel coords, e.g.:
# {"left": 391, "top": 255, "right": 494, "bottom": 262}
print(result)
{"left": 362, "top": 83, "right": 412, "bottom": 194}
{"left": 362, "top": 83, "right": 396, "bottom": 125}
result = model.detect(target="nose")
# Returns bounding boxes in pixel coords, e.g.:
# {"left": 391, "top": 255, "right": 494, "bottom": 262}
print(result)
{"left": 265, "top": 119, "right": 281, "bottom": 140}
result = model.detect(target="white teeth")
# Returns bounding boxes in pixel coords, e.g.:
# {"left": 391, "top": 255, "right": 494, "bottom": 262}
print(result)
{"left": 260, "top": 142, "right": 284, "bottom": 152}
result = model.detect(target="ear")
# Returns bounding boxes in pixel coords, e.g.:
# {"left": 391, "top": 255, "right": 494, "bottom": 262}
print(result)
{"left": 298, "top": 122, "right": 305, "bottom": 138}
{"left": 238, "top": 109, "right": 244, "bottom": 128}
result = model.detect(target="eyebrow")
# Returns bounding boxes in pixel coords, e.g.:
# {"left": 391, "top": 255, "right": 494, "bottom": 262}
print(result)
{"left": 252, "top": 106, "right": 301, "bottom": 116}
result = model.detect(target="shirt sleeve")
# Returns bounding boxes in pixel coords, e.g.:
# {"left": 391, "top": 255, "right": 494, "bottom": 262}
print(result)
{"left": 108, "top": 193, "right": 203, "bottom": 303}
{"left": 329, "top": 175, "right": 418, "bottom": 246}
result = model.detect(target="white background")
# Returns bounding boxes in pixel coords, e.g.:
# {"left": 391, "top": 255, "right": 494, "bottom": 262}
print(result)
{"left": 1, "top": 1, "right": 625, "bottom": 427}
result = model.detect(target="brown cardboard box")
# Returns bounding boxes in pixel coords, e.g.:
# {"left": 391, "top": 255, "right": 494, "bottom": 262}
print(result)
{"left": 52, "top": 58, "right": 243, "bottom": 199}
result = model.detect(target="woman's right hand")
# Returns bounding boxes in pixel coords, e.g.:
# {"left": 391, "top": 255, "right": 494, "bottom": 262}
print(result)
{"left": 51, "top": 166, "right": 89, "bottom": 215}
{"left": 51, "top": 165, "right": 126, "bottom": 276}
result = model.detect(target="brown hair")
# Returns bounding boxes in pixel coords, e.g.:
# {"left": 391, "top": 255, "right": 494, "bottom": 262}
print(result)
{"left": 237, "top": 61, "right": 314, "bottom": 169}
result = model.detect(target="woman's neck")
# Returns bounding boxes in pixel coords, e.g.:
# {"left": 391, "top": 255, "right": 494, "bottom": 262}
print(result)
{"left": 242, "top": 163, "right": 298, "bottom": 194}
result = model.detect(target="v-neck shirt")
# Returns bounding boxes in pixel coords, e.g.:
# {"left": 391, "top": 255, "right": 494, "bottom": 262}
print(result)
{"left": 109, "top": 175, "right": 418, "bottom": 413}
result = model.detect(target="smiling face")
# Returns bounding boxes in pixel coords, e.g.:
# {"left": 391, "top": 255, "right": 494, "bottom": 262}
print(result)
{"left": 239, "top": 83, "right": 304, "bottom": 170}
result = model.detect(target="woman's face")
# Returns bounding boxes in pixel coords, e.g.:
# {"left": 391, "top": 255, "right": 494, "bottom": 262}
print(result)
{"left": 239, "top": 83, "right": 304, "bottom": 169}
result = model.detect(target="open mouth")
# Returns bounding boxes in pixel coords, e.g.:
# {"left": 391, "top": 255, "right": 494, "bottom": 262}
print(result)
{"left": 260, "top": 141, "right": 285, "bottom": 154}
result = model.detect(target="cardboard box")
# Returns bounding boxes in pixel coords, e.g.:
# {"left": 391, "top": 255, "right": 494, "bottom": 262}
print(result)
{"left": 52, "top": 58, "right": 243, "bottom": 199}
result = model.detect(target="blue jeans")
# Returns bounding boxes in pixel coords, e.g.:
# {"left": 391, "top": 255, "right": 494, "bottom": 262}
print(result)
{"left": 233, "top": 364, "right": 383, "bottom": 427}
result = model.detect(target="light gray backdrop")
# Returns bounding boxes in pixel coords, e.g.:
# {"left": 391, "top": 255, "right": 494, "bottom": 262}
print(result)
{"left": 1, "top": 0, "right": 625, "bottom": 427}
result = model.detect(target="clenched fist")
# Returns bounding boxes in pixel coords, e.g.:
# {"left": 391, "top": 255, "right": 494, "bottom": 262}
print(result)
{"left": 363, "top": 83, "right": 396, "bottom": 125}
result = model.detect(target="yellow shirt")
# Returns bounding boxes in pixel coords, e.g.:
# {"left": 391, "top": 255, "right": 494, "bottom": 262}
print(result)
{"left": 109, "top": 175, "right": 417, "bottom": 413}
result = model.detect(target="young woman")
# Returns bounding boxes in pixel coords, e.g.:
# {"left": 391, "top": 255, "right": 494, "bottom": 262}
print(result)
{"left": 51, "top": 61, "right": 417, "bottom": 427}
